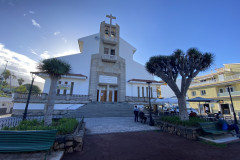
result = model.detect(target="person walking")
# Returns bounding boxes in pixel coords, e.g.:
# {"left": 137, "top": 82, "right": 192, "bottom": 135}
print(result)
{"left": 133, "top": 105, "right": 139, "bottom": 122}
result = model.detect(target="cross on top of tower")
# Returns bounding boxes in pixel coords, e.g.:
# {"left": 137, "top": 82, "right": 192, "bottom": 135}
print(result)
{"left": 106, "top": 14, "right": 116, "bottom": 26}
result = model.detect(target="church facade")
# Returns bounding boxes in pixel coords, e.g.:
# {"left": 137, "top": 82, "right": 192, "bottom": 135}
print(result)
{"left": 37, "top": 15, "right": 164, "bottom": 103}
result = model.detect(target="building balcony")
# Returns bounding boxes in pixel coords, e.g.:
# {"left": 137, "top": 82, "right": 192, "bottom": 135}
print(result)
{"left": 217, "top": 91, "right": 240, "bottom": 97}
{"left": 101, "top": 54, "right": 117, "bottom": 63}
{"left": 103, "top": 36, "right": 118, "bottom": 45}
{"left": 190, "top": 73, "right": 240, "bottom": 87}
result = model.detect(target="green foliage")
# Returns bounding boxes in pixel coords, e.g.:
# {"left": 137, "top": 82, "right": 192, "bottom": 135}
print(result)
{"left": 37, "top": 58, "right": 71, "bottom": 78}
{"left": 23, "top": 84, "right": 41, "bottom": 94}
{"left": 2, "top": 118, "right": 78, "bottom": 135}
{"left": 1, "top": 81, "right": 8, "bottom": 86}
{"left": 160, "top": 116, "right": 206, "bottom": 127}
{"left": 15, "top": 85, "right": 27, "bottom": 93}
{"left": 1, "top": 69, "right": 11, "bottom": 80}
{"left": 146, "top": 48, "right": 214, "bottom": 78}
{"left": 17, "top": 78, "right": 24, "bottom": 86}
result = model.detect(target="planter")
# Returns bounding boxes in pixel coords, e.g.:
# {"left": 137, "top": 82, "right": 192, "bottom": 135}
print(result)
{"left": 52, "top": 121, "right": 85, "bottom": 153}
{"left": 156, "top": 120, "right": 201, "bottom": 140}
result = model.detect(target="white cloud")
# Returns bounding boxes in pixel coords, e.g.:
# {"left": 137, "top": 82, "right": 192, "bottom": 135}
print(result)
{"left": 23, "top": 13, "right": 26, "bottom": 16}
{"left": 0, "top": 43, "right": 44, "bottom": 83}
{"left": 54, "top": 32, "right": 60, "bottom": 36}
{"left": 30, "top": 49, "right": 38, "bottom": 55}
{"left": 31, "top": 19, "right": 41, "bottom": 28}
{"left": 62, "top": 38, "right": 67, "bottom": 43}
{"left": 29, "top": 11, "right": 35, "bottom": 14}
{"left": 40, "top": 51, "right": 50, "bottom": 59}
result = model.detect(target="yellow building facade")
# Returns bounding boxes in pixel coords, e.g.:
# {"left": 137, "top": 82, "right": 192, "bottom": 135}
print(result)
{"left": 187, "top": 63, "right": 240, "bottom": 118}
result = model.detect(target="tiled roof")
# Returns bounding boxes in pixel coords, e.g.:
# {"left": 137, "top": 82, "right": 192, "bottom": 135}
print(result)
{"left": 128, "top": 79, "right": 164, "bottom": 84}
{"left": 32, "top": 72, "right": 88, "bottom": 78}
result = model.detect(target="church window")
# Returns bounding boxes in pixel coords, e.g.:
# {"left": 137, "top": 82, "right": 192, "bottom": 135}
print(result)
{"left": 105, "top": 27, "right": 109, "bottom": 36}
{"left": 57, "top": 81, "right": 61, "bottom": 95}
{"left": 137, "top": 87, "right": 140, "bottom": 97}
{"left": 70, "top": 82, "right": 74, "bottom": 95}
{"left": 104, "top": 48, "right": 109, "bottom": 54}
{"left": 111, "top": 29, "right": 115, "bottom": 37}
{"left": 146, "top": 87, "right": 148, "bottom": 97}
{"left": 151, "top": 87, "right": 153, "bottom": 98}
{"left": 110, "top": 49, "right": 115, "bottom": 55}
{"left": 142, "top": 87, "right": 144, "bottom": 97}
{"left": 63, "top": 81, "right": 68, "bottom": 95}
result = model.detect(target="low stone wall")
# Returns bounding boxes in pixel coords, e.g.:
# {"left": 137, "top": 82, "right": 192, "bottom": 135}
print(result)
{"left": 12, "top": 109, "right": 73, "bottom": 116}
{"left": 52, "top": 121, "right": 85, "bottom": 153}
{"left": 156, "top": 121, "right": 201, "bottom": 140}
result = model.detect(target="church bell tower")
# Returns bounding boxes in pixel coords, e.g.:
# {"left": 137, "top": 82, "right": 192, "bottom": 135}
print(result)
{"left": 88, "top": 14, "right": 126, "bottom": 102}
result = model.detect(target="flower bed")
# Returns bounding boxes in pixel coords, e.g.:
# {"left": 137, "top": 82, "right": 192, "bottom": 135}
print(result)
{"left": 2, "top": 118, "right": 78, "bottom": 135}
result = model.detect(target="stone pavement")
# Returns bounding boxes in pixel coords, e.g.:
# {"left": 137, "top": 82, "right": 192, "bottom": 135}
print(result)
{"left": 0, "top": 151, "right": 64, "bottom": 160}
{"left": 84, "top": 117, "right": 158, "bottom": 135}
{"left": 62, "top": 131, "right": 240, "bottom": 160}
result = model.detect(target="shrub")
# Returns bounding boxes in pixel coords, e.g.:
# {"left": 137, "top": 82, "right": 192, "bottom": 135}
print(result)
{"left": 2, "top": 118, "right": 78, "bottom": 135}
{"left": 160, "top": 116, "right": 205, "bottom": 127}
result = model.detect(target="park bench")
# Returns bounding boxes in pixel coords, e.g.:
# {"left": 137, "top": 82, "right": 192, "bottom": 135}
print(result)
{"left": 199, "top": 122, "right": 229, "bottom": 139}
{"left": 0, "top": 130, "right": 57, "bottom": 160}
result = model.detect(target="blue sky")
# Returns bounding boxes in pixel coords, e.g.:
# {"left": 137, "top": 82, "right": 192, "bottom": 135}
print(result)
{"left": 0, "top": 0, "right": 240, "bottom": 84}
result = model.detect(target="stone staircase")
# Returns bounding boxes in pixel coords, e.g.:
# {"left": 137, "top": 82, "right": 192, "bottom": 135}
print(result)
{"left": 66, "top": 102, "right": 134, "bottom": 118}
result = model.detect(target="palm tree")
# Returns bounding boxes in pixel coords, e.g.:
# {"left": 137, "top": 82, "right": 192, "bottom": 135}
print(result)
{"left": 146, "top": 48, "right": 214, "bottom": 120}
{"left": 37, "top": 58, "right": 71, "bottom": 126}
{"left": 17, "top": 78, "right": 25, "bottom": 86}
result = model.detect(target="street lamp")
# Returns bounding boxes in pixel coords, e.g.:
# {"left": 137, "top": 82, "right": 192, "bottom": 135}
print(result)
{"left": 147, "top": 81, "right": 154, "bottom": 126}
{"left": 23, "top": 73, "right": 36, "bottom": 120}
{"left": 226, "top": 85, "right": 238, "bottom": 124}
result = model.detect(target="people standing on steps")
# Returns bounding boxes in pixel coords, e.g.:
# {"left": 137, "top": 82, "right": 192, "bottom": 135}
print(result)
{"left": 133, "top": 105, "right": 139, "bottom": 122}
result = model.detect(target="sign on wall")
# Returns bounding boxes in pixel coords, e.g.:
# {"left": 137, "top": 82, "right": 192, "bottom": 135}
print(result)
{"left": 99, "top": 75, "right": 117, "bottom": 84}
{"left": 57, "top": 84, "right": 71, "bottom": 90}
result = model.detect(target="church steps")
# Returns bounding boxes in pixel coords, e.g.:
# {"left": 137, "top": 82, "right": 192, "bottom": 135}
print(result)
{"left": 66, "top": 102, "right": 135, "bottom": 118}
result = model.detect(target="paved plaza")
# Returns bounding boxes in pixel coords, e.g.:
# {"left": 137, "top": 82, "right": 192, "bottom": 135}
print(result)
{"left": 84, "top": 117, "right": 158, "bottom": 135}
{"left": 62, "top": 131, "right": 240, "bottom": 160}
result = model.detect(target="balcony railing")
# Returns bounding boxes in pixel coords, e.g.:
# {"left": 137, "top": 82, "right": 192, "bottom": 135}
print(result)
{"left": 13, "top": 93, "right": 91, "bottom": 103}
{"left": 191, "top": 79, "right": 217, "bottom": 86}
{"left": 191, "top": 74, "right": 240, "bottom": 87}
{"left": 217, "top": 91, "right": 240, "bottom": 97}
{"left": 102, "top": 54, "right": 117, "bottom": 63}
{"left": 103, "top": 36, "right": 118, "bottom": 45}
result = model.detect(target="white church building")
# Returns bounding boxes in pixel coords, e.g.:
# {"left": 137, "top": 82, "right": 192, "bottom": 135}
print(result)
{"left": 12, "top": 15, "right": 164, "bottom": 115}
{"left": 39, "top": 15, "right": 164, "bottom": 102}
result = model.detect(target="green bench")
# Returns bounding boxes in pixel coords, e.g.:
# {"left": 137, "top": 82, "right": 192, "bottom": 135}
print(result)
{"left": 0, "top": 130, "right": 57, "bottom": 159}
{"left": 199, "top": 122, "right": 229, "bottom": 139}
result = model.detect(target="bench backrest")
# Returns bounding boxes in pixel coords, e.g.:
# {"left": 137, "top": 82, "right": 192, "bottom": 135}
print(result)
{"left": 199, "top": 122, "right": 217, "bottom": 130}
{"left": 0, "top": 130, "right": 57, "bottom": 151}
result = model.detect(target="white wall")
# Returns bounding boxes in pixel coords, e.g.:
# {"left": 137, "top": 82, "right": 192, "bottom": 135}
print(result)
{"left": 119, "top": 38, "right": 156, "bottom": 97}
{"left": 42, "top": 34, "right": 100, "bottom": 95}
{"left": 128, "top": 83, "right": 158, "bottom": 98}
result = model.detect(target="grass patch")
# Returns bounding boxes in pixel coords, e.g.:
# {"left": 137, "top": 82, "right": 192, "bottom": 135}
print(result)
{"left": 2, "top": 118, "right": 78, "bottom": 135}
{"left": 200, "top": 141, "right": 227, "bottom": 148}
{"left": 160, "top": 116, "right": 206, "bottom": 127}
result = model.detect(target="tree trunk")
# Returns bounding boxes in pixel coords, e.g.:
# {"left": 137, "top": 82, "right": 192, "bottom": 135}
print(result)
{"left": 177, "top": 95, "right": 189, "bottom": 120}
{"left": 44, "top": 76, "right": 58, "bottom": 126}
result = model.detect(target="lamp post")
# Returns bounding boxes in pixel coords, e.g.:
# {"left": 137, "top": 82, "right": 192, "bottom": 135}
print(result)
{"left": 226, "top": 85, "right": 238, "bottom": 124}
{"left": 23, "top": 73, "right": 36, "bottom": 120}
{"left": 147, "top": 81, "right": 154, "bottom": 126}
